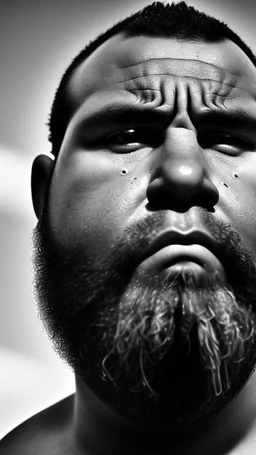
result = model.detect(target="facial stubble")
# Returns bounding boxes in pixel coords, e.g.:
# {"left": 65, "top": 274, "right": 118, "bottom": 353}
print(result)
{"left": 32, "top": 211, "right": 256, "bottom": 424}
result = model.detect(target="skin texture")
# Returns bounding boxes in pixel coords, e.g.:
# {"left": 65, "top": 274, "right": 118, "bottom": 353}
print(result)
{"left": 3, "top": 34, "right": 256, "bottom": 454}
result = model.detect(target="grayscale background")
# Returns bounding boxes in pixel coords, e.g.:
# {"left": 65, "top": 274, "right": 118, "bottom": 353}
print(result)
{"left": 1, "top": 0, "right": 255, "bottom": 438}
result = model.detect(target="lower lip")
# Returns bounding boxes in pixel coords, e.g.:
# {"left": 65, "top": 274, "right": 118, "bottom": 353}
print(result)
{"left": 136, "top": 244, "right": 226, "bottom": 280}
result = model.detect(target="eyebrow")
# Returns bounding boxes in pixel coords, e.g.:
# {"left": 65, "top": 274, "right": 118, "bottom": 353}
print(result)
{"left": 196, "top": 109, "right": 256, "bottom": 132}
{"left": 76, "top": 101, "right": 256, "bottom": 134}
{"left": 77, "top": 103, "right": 168, "bottom": 129}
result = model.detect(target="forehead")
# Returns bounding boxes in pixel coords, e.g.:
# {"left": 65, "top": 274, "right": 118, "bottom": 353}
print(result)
{"left": 69, "top": 33, "right": 256, "bottom": 114}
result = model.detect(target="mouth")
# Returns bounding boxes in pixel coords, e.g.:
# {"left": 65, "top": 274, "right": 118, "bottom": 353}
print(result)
{"left": 136, "top": 230, "right": 226, "bottom": 281}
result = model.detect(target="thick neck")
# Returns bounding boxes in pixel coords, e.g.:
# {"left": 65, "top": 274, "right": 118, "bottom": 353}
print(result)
{"left": 72, "top": 373, "right": 256, "bottom": 455}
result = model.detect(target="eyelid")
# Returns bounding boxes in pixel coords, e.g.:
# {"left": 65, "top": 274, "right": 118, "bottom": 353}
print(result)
{"left": 196, "top": 131, "right": 256, "bottom": 158}
{"left": 106, "top": 128, "right": 143, "bottom": 142}
{"left": 105, "top": 127, "right": 164, "bottom": 148}
{"left": 200, "top": 132, "right": 251, "bottom": 148}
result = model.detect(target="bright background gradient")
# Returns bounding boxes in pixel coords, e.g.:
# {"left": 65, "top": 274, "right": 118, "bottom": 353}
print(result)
{"left": 1, "top": 0, "right": 256, "bottom": 438}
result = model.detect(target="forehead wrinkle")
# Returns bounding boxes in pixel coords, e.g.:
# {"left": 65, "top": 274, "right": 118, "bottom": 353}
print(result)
{"left": 115, "top": 76, "right": 253, "bottom": 114}
{"left": 200, "top": 79, "right": 233, "bottom": 110}
{"left": 110, "top": 57, "right": 239, "bottom": 85}
{"left": 202, "top": 90, "right": 228, "bottom": 111}
{"left": 114, "top": 74, "right": 248, "bottom": 99}
{"left": 117, "top": 57, "right": 241, "bottom": 78}
{"left": 112, "top": 73, "right": 238, "bottom": 90}
{"left": 127, "top": 87, "right": 171, "bottom": 109}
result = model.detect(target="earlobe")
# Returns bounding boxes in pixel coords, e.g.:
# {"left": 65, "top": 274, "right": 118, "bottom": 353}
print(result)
{"left": 31, "top": 154, "right": 54, "bottom": 220}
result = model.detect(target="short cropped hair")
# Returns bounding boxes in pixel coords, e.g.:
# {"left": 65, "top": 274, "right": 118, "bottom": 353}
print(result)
{"left": 48, "top": 1, "right": 256, "bottom": 157}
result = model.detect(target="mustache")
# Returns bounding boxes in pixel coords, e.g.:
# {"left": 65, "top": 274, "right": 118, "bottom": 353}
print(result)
{"left": 35, "top": 209, "right": 256, "bottom": 314}
{"left": 105, "top": 211, "right": 256, "bottom": 295}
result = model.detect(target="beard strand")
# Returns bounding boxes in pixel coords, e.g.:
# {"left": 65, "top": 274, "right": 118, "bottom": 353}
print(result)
{"left": 101, "top": 270, "right": 255, "bottom": 411}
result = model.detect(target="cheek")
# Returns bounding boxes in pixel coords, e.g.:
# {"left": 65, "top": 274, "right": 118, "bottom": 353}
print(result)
{"left": 47, "top": 150, "right": 146, "bottom": 255}
{"left": 237, "top": 174, "right": 256, "bottom": 254}
{"left": 217, "top": 159, "right": 256, "bottom": 259}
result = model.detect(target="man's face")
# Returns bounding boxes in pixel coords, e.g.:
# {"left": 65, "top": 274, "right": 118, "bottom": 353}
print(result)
{"left": 33, "top": 35, "right": 256, "bottom": 425}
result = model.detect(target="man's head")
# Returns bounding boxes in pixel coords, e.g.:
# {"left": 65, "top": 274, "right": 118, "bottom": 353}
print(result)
{"left": 47, "top": 0, "right": 256, "bottom": 159}
{"left": 32, "top": 1, "right": 256, "bottom": 427}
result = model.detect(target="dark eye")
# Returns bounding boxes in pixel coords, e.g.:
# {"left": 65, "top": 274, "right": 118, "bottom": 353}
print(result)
{"left": 105, "top": 128, "right": 162, "bottom": 152}
{"left": 200, "top": 133, "right": 251, "bottom": 155}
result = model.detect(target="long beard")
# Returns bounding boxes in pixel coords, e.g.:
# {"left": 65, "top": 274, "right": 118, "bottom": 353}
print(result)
{"left": 101, "top": 271, "right": 255, "bottom": 423}
{"left": 32, "top": 211, "right": 256, "bottom": 425}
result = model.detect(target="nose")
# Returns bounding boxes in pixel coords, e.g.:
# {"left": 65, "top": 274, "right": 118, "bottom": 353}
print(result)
{"left": 146, "top": 127, "right": 219, "bottom": 210}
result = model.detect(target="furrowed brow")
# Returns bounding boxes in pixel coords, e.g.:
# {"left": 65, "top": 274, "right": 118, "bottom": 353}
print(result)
{"left": 75, "top": 99, "right": 256, "bottom": 136}
{"left": 76, "top": 103, "right": 170, "bottom": 130}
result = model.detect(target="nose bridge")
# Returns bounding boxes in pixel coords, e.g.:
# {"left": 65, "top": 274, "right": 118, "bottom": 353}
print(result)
{"left": 146, "top": 79, "right": 219, "bottom": 208}
{"left": 168, "top": 81, "right": 196, "bottom": 131}
{"left": 146, "top": 73, "right": 219, "bottom": 208}
{"left": 159, "top": 82, "right": 211, "bottom": 196}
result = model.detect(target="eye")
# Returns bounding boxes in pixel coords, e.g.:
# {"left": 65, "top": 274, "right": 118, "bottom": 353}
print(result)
{"left": 200, "top": 133, "right": 251, "bottom": 155}
{"left": 105, "top": 128, "right": 163, "bottom": 152}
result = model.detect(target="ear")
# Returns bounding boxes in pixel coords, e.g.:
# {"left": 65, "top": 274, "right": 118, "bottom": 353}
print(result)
{"left": 31, "top": 154, "right": 54, "bottom": 220}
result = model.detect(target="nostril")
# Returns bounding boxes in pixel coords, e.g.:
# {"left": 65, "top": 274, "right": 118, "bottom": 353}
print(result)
{"left": 146, "top": 172, "right": 219, "bottom": 211}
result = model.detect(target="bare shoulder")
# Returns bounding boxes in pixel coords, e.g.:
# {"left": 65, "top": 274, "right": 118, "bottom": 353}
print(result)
{"left": 0, "top": 394, "right": 76, "bottom": 455}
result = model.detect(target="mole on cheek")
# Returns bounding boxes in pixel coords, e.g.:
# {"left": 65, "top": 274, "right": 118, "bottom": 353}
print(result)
{"left": 121, "top": 168, "right": 128, "bottom": 175}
